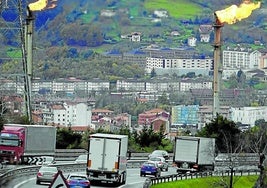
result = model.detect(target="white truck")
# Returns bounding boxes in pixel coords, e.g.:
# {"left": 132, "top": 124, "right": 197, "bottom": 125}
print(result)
{"left": 86, "top": 133, "right": 128, "bottom": 186}
{"left": 173, "top": 136, "right": 215, "bottom": 173}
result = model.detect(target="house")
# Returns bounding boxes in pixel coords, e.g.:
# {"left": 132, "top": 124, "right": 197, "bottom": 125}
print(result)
{"left": 138, "top": 108, "right": 170, "bottom": 127}
{"left": 170, "top": 30, "right": 180, "bottom": 37}
{"left": 199, "top": 25, "right": 213, "bottom": 43}
{"left": 129, "top": 32, "right": 141, "bottom": 42}
{"left": 100, "top": 9, "right": 116, "bottom": 17}
{"left": 151, "top": 117, "right": 169, "bottom": 134}
{"left": 91, "top": 108, "right": 114, "bottom": 122}
{"left": 153, "top": 10, "right": 168, "bottom": 18}
{"left": 187, "top": 37, "right": 197, "bottom": 47}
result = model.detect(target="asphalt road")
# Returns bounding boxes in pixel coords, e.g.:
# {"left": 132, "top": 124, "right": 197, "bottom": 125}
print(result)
{"left": 4, "top": 167, "right": 177, "bottom": 188}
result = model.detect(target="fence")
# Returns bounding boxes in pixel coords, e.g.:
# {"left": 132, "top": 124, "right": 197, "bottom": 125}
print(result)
{"left": 149, "top": 169, "right": 260, "bottom": 186}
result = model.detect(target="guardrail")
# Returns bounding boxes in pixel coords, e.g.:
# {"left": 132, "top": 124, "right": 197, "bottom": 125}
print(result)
{"left": 0, "top": 160, "right": 148, "bottom": 187}
{"left": 147, "top": 169, "right": 260, "bottom": 186}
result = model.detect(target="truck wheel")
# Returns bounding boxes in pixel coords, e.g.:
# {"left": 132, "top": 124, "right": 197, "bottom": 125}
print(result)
{"left": 36, "top": 180, "right": 40, "bottom": 185}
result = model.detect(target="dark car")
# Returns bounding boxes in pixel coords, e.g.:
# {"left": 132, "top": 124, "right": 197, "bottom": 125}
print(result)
{"left": 66, "top": 173, "right": 90, "bottom": 188}
{"left": 148, "top": 150, "right": 170, "bottom": 160}
{"left": 36, "top": 166, "right": 58, "bottom": 185}
{"left": 140, "top": 162, "right": 161, "bottom": 177}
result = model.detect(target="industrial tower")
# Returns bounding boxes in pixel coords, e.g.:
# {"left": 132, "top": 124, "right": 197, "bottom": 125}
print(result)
{"left": 0, "top": 0, "right": 32, "bottom": 123}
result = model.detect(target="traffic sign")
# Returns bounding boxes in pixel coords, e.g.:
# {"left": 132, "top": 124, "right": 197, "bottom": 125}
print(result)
{"left": 48, "top": 170, "right": 69, "bottom": 188}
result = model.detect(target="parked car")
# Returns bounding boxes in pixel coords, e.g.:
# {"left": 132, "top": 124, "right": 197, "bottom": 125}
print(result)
{"left": 36, "top": 166, "right": 58, "bottom": 185}
{"left": 75, "top": 154, "right": 87, "bottom": 163}
{"left": 148, "top": 156, "right": 168, "bottom": 171}
{"left": 66, "top": 173, "right": 90, "bottom": 188}
{"left": 140, "top": 161, "right": 161, "bottom": 177}
{"left": 148, "top": 150, "right": 169, "bottom": 160}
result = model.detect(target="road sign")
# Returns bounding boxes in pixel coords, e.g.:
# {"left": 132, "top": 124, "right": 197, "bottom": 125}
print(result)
{"left": 48, "top": 170, "right": 69, "bottom": 188}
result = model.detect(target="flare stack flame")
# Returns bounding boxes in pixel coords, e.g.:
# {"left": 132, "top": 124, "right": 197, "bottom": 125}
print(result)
{"left": 215, "top": 0, "right": 260, "bottom": 24}
{"left": 28, "top": 0, "right": 57, "bottom": 11}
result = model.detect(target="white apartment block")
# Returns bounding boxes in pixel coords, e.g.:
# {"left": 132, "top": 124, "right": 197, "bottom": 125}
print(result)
{"left": 116, "top": 80, "right": 145, "bottom": 91}
{"left": 223, "top": 49, "right": 261, "bottom": 69}
{"left": 146, "top": 57, "right": 213, "bottom": 74}
{"left": 51, "top": 102, "right": 92, "bottom": 127}
{"left": 230, "top": 106, "right": 267, "bottom": 127}
{"left": 180, "top": 79, "right": 212, "bottom": 91}
{"left": 31, "top": 79, "right": 110, "bottom": 94}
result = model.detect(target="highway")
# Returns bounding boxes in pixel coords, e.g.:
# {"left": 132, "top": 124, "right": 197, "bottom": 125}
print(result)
{"left": 4, "top": 167, "right": 177, "bottom": 188}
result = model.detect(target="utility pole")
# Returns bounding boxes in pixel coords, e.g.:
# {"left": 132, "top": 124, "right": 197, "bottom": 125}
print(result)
{"left": 0, "top": 0, "right": 32, "bottom": 123}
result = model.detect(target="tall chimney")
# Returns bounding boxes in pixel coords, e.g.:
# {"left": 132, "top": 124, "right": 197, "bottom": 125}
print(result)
{"left": 212, "top": 14, "right": 223, "bottom": 118}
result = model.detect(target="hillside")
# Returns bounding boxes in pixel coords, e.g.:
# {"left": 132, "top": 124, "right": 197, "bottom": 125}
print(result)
{"left": 1, "top": 0, "right": 267, "bottom": 80}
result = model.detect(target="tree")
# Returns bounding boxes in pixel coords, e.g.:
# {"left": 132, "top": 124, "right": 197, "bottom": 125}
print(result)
{"left": 197, "top": 115, "right": 245, "bottom": 188}
{"left": 196, "top": 114, "right": 241, "bottom": 153}
{"left": 150, "top": 68, "right": 156, "bottom": 78}
{"left": 56, "top": 127, "right": 82, "bottom": 149}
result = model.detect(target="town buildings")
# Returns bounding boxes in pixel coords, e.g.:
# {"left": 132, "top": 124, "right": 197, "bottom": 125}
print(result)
{"left": 1, "top": 45, "right": 267, "bottom": 133}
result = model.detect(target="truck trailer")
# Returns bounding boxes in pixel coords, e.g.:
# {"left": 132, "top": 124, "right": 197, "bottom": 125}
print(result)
{"left": 173, "top": 136, "right": 215, "bottom": 173}
{"left": 0, "top": 124, "right": 56, "bottom": 165}
{"left": 86, "top": 133, "right": 128, "bottom": 186}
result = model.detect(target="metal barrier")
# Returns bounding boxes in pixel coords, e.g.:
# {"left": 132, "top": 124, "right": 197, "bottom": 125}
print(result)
{"left": 0, "top": 160, "right": 147, "bottom": 187}
{"left": 148, "top": 169, "right": 260, "bottom": 186}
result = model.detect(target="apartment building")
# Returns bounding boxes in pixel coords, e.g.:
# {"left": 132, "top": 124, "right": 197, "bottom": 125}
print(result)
{"left": 223, "top": 48, "right": 261, "bottom": 69}
{"left": 171, "top": 105, "right": 199, "bottom": 126}
{"left": 32, "top": 78, "right": 110, "bottom": 95}
{"left": 43, "top": 102, "right": 92, "bottom": 127}
{"left": 146, "top": 57, "right": 213, "bottom": 76}
{"left": 180, "top": 78, "right": 212, "bottom": 92}
{"left": 229, "top": 106, "right": 267, "bottom": 127}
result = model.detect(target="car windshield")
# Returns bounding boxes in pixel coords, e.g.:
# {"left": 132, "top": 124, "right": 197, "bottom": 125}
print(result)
{"left": 149, "top": 158, "right": 161, "bottom": 161}
{"left": 152, "top": 150, "right": 165, "bottom": 155}
{"left": 144, "top": 162, "right": 156, "bottom": 167}
{"left": 69, "top": 175, "right": 87, "bottom": 180}
{"left": 40, "top": 166, "right": 57, "bottom": 172}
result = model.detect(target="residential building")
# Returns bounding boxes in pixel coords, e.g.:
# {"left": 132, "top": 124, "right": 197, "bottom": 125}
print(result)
{"left": 43, "top": 102, "right": 92, "bottom": 127}
{"left": 188, "top": 37, "right": 197, "bottom": 47}
{"left": 145, "top": 56, "right": 213, "bottom": 76}
{"left": 197, "top": 105, "right": 230, "bottom": 129}
{"left": 151, "top": 117, "right": 170, "bottom": 134}
{"left": 171, "top": 105, "right": 199, "bottom": 126}
{"left": 223, "top": 48, "right": 261, "bottom": 69}
{"left": 180, "top": 78, "right": 212, "bottom": 92}
{"left": 229, "top": 106, "right": 267, "bottom": 127}
{"left": 130, "top": 32, "right": 141, "bottom": 42}
{"left": 138, "top": 108, "right": 170, "bottom": 128}
{"left": 199, "top": 24, "right": 213, "bottom": 43}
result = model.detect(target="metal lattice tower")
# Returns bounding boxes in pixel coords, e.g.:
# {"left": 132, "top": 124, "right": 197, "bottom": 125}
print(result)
{"left": 0, "top": 0, "right": 32, "bottom": 122}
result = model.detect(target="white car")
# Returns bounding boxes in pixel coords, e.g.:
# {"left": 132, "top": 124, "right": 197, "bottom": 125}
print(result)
{"left": 148, "top": 150, "right": 170, "bottom": 160}
{"left": 148, "top": 156, "right": 168, "bottom": 171}
{"left": 75, "top": 154, "right": 87, "bottom": 163}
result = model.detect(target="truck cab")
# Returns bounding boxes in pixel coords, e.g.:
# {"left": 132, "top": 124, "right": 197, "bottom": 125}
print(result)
{"left": 0, "top": 126, "right": 25, "bottom": 164}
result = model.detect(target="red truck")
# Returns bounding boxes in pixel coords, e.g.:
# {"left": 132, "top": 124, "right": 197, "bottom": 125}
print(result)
{"left": 0, "top": 124, "right": 56, "bottom": 165}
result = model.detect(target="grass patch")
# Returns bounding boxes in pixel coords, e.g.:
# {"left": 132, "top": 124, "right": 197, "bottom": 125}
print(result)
{"left": 144, "top": 0, "right": 203, "bottom": 19}
{"left": 151, "top": 175, "right": 259, "bottom": 188}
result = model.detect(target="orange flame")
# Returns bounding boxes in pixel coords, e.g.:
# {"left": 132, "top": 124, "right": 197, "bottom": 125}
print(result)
{"left": 215, "top": 0, "right": 261, "bottom": 24}
{"left": 28, "top": 0, "right": 57, "bottom": 11}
